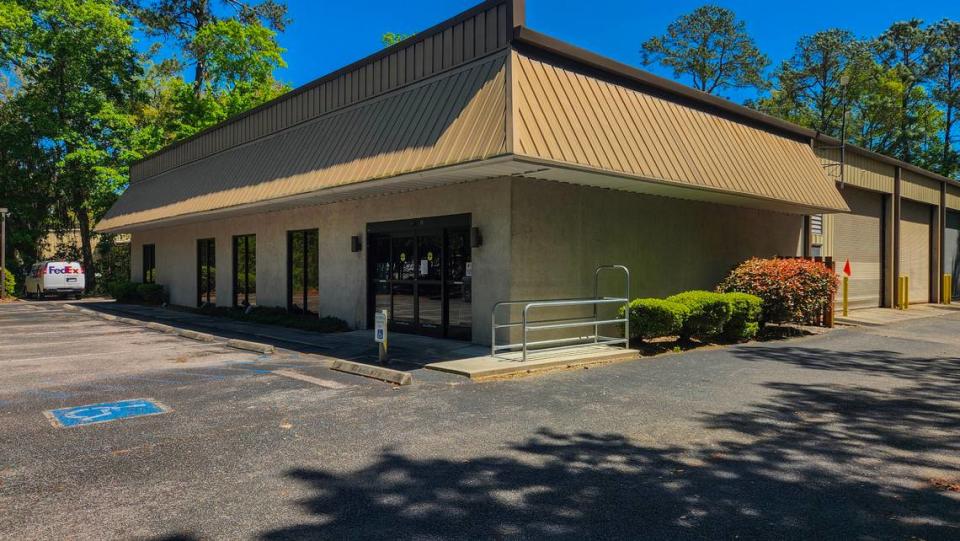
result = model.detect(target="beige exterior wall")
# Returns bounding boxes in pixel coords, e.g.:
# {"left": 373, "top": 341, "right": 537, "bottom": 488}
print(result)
{"left": 508, "top": 179, "right": 805, "bottom": 303}
{"left": 131, "top": 178, "right": 513, "bottom": 344}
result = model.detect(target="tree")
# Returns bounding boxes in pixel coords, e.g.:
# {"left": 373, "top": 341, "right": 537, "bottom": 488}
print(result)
{"left": 129, "top": 7, "right": 289, "bottom": 156}
{"left": 754, "top": 30, "right": 871, "bottom": 136}
{"left": 1, "top": 0, "right": 143, "bottom": 292}
{"left": 382, "top": 32, "right": 412, "bottom": 47}
{"left": 927, "top": 20, "right": 960, "bottom": 177}
{"left": 124, "top": 0, "right": 289, "bottom": 98}
{"left": 873, "top": 19, "right": 934, "bottom": 164}
{"left": 640, "top": 5, "right": 769, "bottom": 95}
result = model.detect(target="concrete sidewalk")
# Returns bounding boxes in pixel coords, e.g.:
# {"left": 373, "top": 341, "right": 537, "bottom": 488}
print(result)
{"left": 78, "top": 302, "right": 485, "bottom": 373}
{"left": 78, "top": 302, "right": 639, "bottom": 381}
{"left": 835, "top": 303, "right": 960, "bottom": 327}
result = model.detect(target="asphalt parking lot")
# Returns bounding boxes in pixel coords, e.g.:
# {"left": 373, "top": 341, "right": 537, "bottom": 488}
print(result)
{"left": 1, "top": 300, "right": 959, "bottom": 540}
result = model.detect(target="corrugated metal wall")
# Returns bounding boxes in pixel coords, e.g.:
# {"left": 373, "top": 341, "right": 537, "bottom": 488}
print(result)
{"left": 901, "top": 170, "right": 941, "bottom": 205}
{"left": 512, "top": 51, "right": 848, "bottom": 212}
{"left": 131, "top": 0, "right": 511, "bottom": 183}
{"left": 814, "top": 147, "right": 896, "bottom": 194}
{"left": 946, "top": 184, "right": 960, "bottom": 211}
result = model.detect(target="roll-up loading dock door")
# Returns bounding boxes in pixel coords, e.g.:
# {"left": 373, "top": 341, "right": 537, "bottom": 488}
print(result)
{"left": 832, "top": 187, "right": 884, "bottom": 310}
{"left": 900, "top": 200, "right": 932, "bottom": 304}
{"left": 945, "top": 210, "right": 960, "bottom": 301}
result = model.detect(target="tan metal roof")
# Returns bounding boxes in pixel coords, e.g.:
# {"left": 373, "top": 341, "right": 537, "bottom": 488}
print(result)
{"left": 511, "top": 51, "right": 849, "bottom": 212}
{"left": 97, "top": 53, "right": 508, "bottom": 231}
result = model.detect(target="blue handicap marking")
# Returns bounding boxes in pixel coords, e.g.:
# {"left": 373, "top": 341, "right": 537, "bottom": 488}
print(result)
{"left": 46, "top": 398, "right": 170, "bottom": 428}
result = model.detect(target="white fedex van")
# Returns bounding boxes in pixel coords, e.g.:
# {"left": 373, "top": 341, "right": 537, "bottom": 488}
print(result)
{"left": 24, "top": 261, "right": 86, "bottom": 299}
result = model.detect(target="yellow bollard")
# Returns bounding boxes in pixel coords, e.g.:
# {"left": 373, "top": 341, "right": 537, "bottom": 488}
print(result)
{"left": 842, "top": 277, "right": 849, "bottom": 317}
{"left": 944, "top": 274, "right": 953, "bottom": 305}
{"left": 897, "top": 277, "right": 902, "bottom": 310}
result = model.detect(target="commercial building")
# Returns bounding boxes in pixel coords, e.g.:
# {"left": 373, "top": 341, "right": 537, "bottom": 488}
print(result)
{"left": 97, "top": 0, "right": 960, "bottom": 345}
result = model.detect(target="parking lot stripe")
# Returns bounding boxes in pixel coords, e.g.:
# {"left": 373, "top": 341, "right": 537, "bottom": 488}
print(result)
{"left": 272, "top": 369, "right": 351, "bottom": 389}
{"left": 2, "top": 345, "right": 196, "bottom": 363}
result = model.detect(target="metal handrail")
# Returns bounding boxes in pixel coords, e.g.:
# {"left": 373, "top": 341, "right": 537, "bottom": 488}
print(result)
{"left": 490, "top": 265, "right": 631, "bottom": 361}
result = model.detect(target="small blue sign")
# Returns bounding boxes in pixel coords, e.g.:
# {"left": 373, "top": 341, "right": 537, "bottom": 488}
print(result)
{"left": 46, "top": 398, "right": 170, "bottom": 428}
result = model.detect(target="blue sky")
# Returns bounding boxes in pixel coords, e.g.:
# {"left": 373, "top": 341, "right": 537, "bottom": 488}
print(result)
{"left": 268, "top": 0, "right": 959, "bottom": 104}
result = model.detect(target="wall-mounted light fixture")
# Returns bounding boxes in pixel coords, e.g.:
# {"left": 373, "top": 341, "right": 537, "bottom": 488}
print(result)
{"left": 351, "top": 235, "right": 363, "bottom": 253}
{"left": 471, "top": 227, "right": 483, "bottom": 248}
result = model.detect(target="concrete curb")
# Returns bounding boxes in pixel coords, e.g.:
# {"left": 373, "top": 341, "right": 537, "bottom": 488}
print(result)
{"left": 175, "top": 329, "right": 218, "bottom": 342}
{"left": 330, "top": 360, "right": 413, "bottom": 386}
{"left": 63, "top": 303, "right": 276, "bottom": 354}
{"left": 226, "top": 339, "right": 275, "bottom": 354}
{"left": 145, "top": 322, "right": 176, "bottom": 333}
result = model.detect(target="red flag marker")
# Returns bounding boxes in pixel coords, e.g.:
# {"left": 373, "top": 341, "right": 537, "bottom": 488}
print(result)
{"left": 843, "top": 259, "right": 852, "bottom": 277}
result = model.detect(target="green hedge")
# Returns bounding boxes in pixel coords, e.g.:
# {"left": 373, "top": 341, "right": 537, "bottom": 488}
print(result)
{"left": 136, "top": 284, "right": 166, "bottom": 304}
{"left": 109, "top": 280, "right": 141, "bottom": 303}
{"left": 109, "top": 280, "right": 166, "bottom": 305}
{"left": 721, "top": 292, "right": 763, "bottom": 342}
{"left": 666, "top": 291, "right": 733, "bottom": 340}
{"left": 621, "top": 298, "right": 690, "bottom": 341}
{"left": 2, "top": 267, "right": 14, "bottom": 297}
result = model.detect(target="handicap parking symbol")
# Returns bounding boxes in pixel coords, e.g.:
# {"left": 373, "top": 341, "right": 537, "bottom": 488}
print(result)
{"left": 45, "top": 398, "right": 171, "bottom": 428}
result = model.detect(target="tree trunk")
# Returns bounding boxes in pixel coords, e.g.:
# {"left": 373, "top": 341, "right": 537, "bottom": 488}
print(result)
{"left": 943, "top": 103, "right": 954, "bottom": 175}
{"left": 193, "top": 56, "right": 205, "bottom": 98}
{"left": 76, "top": 206, "right": 96, "bottom": 293}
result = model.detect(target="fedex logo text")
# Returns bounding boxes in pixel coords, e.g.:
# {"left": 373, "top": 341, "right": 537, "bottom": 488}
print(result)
{"left": 47, "top": 266, "right": 81, "bottom": 275}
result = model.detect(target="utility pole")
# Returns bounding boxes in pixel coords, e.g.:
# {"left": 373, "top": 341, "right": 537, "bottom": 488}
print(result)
{"left": 1, "top": 208, "right": 8, "bottom": 300}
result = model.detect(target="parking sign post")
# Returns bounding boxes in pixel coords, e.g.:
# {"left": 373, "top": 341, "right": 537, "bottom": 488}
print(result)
{"left": 374, "top": 309, "right": 388, "bottom": 364}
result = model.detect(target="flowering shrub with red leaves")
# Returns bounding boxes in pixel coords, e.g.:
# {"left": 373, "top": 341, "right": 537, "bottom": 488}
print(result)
{"left": 717, "top": 258, "right": 838, "bottom": 325}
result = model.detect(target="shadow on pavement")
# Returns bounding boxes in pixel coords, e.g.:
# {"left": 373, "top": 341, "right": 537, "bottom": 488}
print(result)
{"left": 260, "top": 371, "right": 960, "bottom": 539}
{"left": 732, "top": 344, "right": 960, "bottom": 384}
{"left": 77, "top": 302, "right": 484, "bottom": 372}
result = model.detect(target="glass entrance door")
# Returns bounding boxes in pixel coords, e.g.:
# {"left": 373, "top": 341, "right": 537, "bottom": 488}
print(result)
{"left": 367, "top": 215, "right": 471, "bottom": 340}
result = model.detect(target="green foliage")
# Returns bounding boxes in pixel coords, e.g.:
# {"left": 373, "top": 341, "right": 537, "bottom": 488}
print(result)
{"left": 665, "top": 291, "right": 733, "bottom": 340}
{"left": 720, "top": 292, "right": 762, "bottom": 342}
{"left": 640, "top": 5, "right": 769, "bottom": 95}
{"left": 2, "top": 267, "right": 15, "bottom": 297}
{"left": 717, "top": 258, "right": 838, "bottom": 325}
{"left": 126, "top": 0, "right": 289, "bottom": 97}
{"left": 621, "top": 298, "right": 690, "bottom": 341}
{"left": 136, "top": 283, "right": 166, "bottom": 304}
{"left": 927, "top": 20, "right": 960, "bottom": 178}
{"left": 94, "top": 236, "right": 130, "bottom": 294}
{"left": 109, "top": 280, "right": 141, "bottom": 303}
{"left": 753, "top": 19, "right": 956, "bottom": 174}
{"left": 382, "top": 32, "right": 413, "bottom": 47}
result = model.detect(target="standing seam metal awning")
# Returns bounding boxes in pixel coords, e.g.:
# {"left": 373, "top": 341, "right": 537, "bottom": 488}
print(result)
{"left": 96, "top": 53, "right": 508, "bottom": 232}
{"left": 511, "top": 51, "right": 849, "bottom": 213}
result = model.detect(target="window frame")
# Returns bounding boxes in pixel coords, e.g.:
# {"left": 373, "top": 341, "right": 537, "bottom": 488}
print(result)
{"left": 142, "top": 244, "right": 156, "bottom": 284}
{"left": 286, "top": 229, "right": 319, "bottom": 314}
{"left": 232, "top": 234, "right": 257, "bottom": 308}
{"left": 196, "top": 238, "right": 216, "bottom": 307}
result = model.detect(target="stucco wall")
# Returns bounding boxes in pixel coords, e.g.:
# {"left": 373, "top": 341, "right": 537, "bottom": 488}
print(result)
{"left": 130, "top": 177, "right": 513, "bottom": 344}
{"left": 508, "top": 179, "right": 805, "bottom": 302}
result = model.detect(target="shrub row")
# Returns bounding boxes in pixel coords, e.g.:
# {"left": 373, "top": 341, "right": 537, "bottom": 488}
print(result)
{"left": 2, "top": 267, "right": 14, "bottom": 298}
{"left": 109, "top": 280, "right": 166, "bottom": 305}
{"left": 717, "top": 257, "right": 838, "bottom": 324}
{"left": 621, "top": 291, "right": 762, "bottom": 343}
